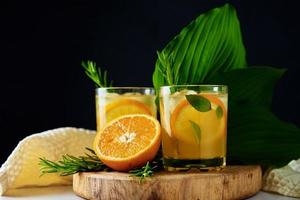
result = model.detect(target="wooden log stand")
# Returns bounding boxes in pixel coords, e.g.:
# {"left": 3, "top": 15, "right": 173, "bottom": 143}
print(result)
{"left": 73, "top": 165, "right": 262, "bottom": 200}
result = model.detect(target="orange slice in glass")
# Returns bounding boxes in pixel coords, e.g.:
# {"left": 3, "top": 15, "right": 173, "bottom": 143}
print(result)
{"left": 93, "top": 114, "right": 161, "bottom": 171}
{"left": 105, "top": 99, "right": 152, "bottom": 124}
{"left": 170, "top": 94, "right": 226, "bottom": 145}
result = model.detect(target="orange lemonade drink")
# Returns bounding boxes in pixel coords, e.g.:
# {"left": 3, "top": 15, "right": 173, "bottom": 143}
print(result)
{"left": 160, "top": 85, "right": 228, "bottom": 170}
{"left": 95, "top": 87, "right": 156, "bottom": 131}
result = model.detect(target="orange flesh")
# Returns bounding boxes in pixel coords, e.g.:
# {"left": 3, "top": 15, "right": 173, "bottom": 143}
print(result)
{"left": 96, "top": 97, "right": 155, "bottom": 131}
{"left": 98, "top": 116, "right": 157, "bottom": 158}
{"left": 93, "top": 114, "right": 161, "bottom": 171}
{"left": 105, "top": 99, "right": 152, "bottom": 123}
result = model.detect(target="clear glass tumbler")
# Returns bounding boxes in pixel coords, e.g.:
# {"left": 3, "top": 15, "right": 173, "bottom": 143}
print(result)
{"left": 95, "top": 87, "right": 156, "bottom": 132}
{"left": 160, "top": 85, "right": 228, "bottom": 171}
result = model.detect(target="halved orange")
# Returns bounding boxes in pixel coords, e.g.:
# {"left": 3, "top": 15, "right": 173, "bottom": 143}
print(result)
{"left": 93, "top": 114, "right": 161, "bottom": 171}
{"left": 170, "top": 94, "right": 227, "bottom": 145}
{"left": 104, "top": 99, "right": 153, "bottom": 124}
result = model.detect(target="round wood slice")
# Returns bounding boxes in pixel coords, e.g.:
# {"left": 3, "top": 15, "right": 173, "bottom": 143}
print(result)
{"left": 73, "top": 165, "right": 262, "bottom": 200}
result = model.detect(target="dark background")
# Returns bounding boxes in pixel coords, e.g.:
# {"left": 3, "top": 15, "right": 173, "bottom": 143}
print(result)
{"left": 1, "top": 0, "right": 299, "bottom": 164}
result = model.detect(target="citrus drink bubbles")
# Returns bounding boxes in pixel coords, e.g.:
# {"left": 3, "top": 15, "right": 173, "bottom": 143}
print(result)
{"left": 160, "top": 85, "right": 228, "bottom": 170}
{"left": 95, "top": 87, "right": 156, "bottom": 132}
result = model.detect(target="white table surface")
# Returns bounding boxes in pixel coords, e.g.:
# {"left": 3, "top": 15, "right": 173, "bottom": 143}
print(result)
{"left": 0, "top": 186, "right": 298, "bottom": 200}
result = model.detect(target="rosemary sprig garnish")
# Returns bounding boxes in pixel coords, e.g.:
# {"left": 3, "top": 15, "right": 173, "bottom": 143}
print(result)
{"left": 39, "top": 147, "right": 163, "bottom": 181}
{"left": 81, "top": 60, "right": 113, "bottom": 87}
{"left": 39, "top": 148, "right": 107, "bottom": 176}
{"left": 129, "top": 162, "right": 155, "bottom": 182}
{"left": 129, "top": 148, "right": 163, "bottom": 181}
{"left": 156, "top": 51, "right": 177, "bottom": 85}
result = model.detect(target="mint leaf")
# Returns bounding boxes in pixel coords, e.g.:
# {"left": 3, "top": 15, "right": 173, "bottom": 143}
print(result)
{"left": 186, "top": 95, "right": 211, "bottom": 112}
{"left": 189, "top": 120, "right": 201, "bottom": 144}
{"left": 216, "top": 106, "right": 223, "bottom": 119}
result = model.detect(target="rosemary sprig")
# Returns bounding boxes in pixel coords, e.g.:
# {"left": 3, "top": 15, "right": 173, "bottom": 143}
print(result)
{"left": 129, "top": 162, "right": 154, "bottom": 182}
{"left": 81, "top": 60, "right": 113, "bottom": 87}
{"left": 39, "top": 147, "right": 107, "bottom": 176}
{"left": 156, "top": 51, "right": 177, "bottom": 85}
{"left": 129, "top": 148, "right": 163, "bottom": 181}
{"left": 39, "top": 147, "right": 163, "bottom": 181}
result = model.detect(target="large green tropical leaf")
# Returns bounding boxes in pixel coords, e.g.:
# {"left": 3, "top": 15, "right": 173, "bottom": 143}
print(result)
{"left": 209, "top": 67, "right": 300, "bottom": 165}
{"left": 227, "top": 105, "right": 300, "bottom": 166}
{"left": 153, "top": 4, "right": 247, "bottom": 90}
{"left": 209, "top": 67, "right": 286, "bottom": 108}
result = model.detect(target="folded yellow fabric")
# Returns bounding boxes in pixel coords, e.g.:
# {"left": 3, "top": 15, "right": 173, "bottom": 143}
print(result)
{"left": 0, "top": 127, "right": 95, "bottom": 195}
{"left": 263, "top": 159, "right": 300, "bottom": 198}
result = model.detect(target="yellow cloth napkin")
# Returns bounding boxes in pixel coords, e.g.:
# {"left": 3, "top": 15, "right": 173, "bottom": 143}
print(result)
{"left": 263, "top": 159, "right": 300, "bottom": 198}
{"left": 0, "top": 127, "right": 95, "bottom": 195}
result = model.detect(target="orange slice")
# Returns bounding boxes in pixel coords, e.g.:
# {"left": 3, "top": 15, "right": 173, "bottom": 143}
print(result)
{"left": 105, "top": 99, "right": 152, "bottom": 124}
{"left": 170, "top": 94, "right": 226, "bottom": 145}
{"left": 93, "top": 114, "right": 161, "bottom": 171}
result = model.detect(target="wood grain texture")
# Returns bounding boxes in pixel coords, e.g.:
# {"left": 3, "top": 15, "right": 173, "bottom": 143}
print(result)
{"left": 73, "top": 165, "right": 262, "bottom": 200}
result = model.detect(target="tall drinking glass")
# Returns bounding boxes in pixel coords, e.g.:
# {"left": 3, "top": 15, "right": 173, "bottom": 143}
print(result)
{"left": 160, "top": 85, "right": 228, "bottom": 171}
{"left": 95, "top": 87, "right": 156, "bottom": 132}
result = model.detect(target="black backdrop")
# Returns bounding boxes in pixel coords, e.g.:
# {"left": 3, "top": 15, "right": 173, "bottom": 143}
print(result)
{"left": 1, "top": 0, "right": 300, "bottom": 164}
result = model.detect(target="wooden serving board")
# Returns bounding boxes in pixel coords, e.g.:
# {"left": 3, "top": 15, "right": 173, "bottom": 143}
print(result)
{"left": 73, "top": 165, "right": 262, "bottom": 200}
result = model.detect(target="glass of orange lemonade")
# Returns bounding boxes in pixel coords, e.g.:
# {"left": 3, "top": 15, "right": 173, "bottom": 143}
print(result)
{"left": 95, "top": 87, "right": 156, "bottom": 132}
{"left": 160, "top": 85, "right": 228, "bottom": 170}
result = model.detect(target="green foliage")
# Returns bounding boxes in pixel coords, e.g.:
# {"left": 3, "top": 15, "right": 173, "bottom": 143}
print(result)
{"left": 153, "top": 4, "right": 246, "bottom": 91}
{"left": 216, "top": 106, "right": 223, "bottom": 119}
{"left": 156, "top": 51, "right": 176, "bottom": 85}
{"left": 81, "top": 60, "right": 113, "bottom": 87}
{"left": 186, "top": 95, "right": 211, "bottom": 112}
{"left": 208, "top": 67, "right": 300, "bottom": 166}
{"left": 129, "top": 162, "right": 155, "bottom": 182}
{"left": 129, "top": 148, "right": 163, "bottom": 181}
{"left": 209, "top": 67, "right": 286, "bottom": 108}
{"left": 189, "top": 120, "right": 201, "bottom": 144}
{"left": 39, "top": 148, "right": 107, "bottom": 176}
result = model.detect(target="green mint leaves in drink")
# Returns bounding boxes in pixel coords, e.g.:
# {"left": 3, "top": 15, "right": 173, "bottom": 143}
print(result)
{"left": 189, "top": 120, "right": 201, "bottom": 144}
{"left": 186, "top": 95, "right": 211, "bottom": 112}
{"left": 216, "top": 105, "right": 223, "bottom": 119}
